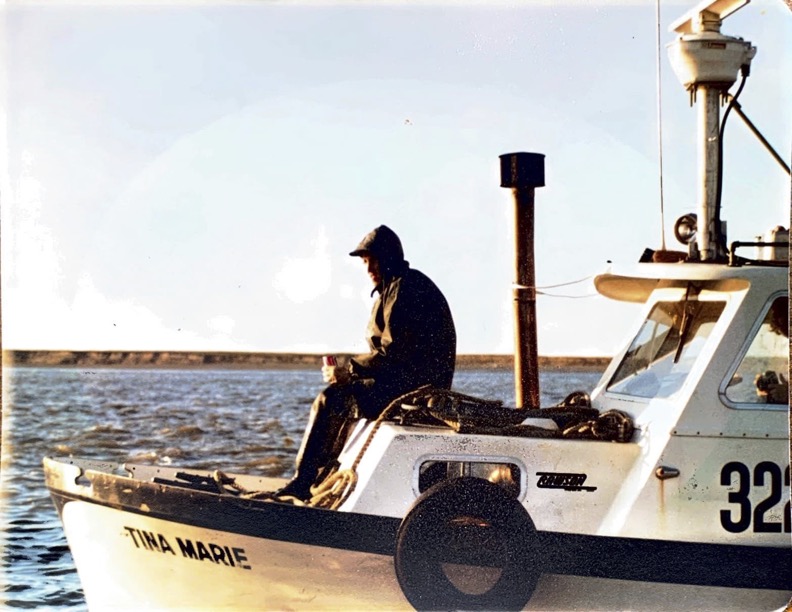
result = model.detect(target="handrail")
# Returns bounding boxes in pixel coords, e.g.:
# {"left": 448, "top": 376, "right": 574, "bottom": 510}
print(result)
{"left": 728, "top": 241, "right": 789, "bottom": 266}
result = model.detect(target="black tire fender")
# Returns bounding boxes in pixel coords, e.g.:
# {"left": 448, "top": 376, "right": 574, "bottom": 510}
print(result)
{"left": 395, "top": 476, "right": 540, "bottom": 611}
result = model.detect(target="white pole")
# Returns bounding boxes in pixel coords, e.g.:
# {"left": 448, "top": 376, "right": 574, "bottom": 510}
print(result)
{"left": 696, "top": 86, "right": 721, "bottom": 261}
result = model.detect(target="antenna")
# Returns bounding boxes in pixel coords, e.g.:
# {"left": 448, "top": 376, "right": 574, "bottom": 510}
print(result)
{"left": 655, "top": 0, "right": 667, "bottom": 251}
{"left": 669, "top": 0, "right": 750, "bottom": 34}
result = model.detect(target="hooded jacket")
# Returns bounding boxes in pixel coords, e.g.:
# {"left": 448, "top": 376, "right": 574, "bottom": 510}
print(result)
{"left": 348, "top": 226, "right": 456, "bottom": 395}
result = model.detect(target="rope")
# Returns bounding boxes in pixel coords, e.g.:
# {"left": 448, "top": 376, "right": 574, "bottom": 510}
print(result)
{"left": 211, "top": 469, "right": 284, "bottom": 500}
{"left": 561, "top": 410, "right": 634, "bottom": 443}
{"left": 211, "top": 470, "right": 243, "bottom": 494}
{"left": 307, "top": 385, "right": 435, "bottom": 510}
{"left": 306, "top": 470, "right": 357, "bottom": 509}
{"left": 305, "top": 386, "right": 504, "bottom": 508}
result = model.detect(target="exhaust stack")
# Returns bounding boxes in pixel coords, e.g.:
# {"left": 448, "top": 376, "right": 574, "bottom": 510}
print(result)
{"left": 499, "top": 152, "right": 545, "bottom": 409}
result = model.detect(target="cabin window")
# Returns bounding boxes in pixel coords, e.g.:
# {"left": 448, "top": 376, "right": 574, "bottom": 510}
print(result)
{"left": 607, "top": 300, "right": 726, "bottom": 398}
{"left": 418, "top": 461, "right": 521, "bottom": 497}
{"left": 724, "top": 296, "right": 788, "bottom": 406}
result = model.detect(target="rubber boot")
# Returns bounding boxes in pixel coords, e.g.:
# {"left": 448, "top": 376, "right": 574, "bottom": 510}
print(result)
{"left": 277, "top": 393, "right": 349, "bottom": 500}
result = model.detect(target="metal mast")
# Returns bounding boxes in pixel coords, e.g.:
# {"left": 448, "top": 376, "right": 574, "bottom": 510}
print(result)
{"left": 667, "top": 0, "right": 756, "bottom": 261}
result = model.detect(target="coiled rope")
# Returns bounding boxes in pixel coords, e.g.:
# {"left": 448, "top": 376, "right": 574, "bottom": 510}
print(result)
{"left": 306, "top": 385, "right": 435, "bottom": 510}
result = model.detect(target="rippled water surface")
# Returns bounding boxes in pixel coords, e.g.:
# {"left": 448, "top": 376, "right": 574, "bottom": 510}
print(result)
{"left": 0, "top": 366, "right": 602, "bottom": 609}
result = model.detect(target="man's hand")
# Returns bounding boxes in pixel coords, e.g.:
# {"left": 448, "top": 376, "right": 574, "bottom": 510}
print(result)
{"left": 322, "top": 365, "right": 351, "bottom": 385}
{"left": 755, "top": 371, "right": 788, "bottom": 404}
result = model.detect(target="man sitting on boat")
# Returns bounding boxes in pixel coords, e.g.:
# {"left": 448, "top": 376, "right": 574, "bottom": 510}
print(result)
{"left": 277, "top": 224, "right": 457, "bottom": 500}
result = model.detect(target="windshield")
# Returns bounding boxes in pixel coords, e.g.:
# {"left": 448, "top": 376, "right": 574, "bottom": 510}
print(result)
{"left": 607, "top": 300, "right": 726, "bottom": 398}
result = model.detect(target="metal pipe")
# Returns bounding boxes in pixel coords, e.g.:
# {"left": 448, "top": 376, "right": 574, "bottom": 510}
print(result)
{"left": 499, "top": 152, "right": 545, "bottom": 409}
{"left": 726, "top": 97, "right": 792, "bottom": 175}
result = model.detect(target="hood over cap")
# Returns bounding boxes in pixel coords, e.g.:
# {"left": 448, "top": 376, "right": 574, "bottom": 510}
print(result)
{"left": 349, "top": 225, "right": 406, "bottom": 274}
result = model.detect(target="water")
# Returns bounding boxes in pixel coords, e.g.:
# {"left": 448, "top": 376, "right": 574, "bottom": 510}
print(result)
{"left": 0, "top": 366, "right": 602, "bottom": 610}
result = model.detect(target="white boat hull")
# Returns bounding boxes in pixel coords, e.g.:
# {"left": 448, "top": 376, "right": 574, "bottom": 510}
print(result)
{"left": 60, "top": 500, "right": 406, "bottom": 610}
{"left": 46, "top": 457, "right": 791, "bottom": 611}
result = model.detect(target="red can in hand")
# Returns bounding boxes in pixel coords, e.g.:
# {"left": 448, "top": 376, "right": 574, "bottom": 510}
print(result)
{"left": 322, "top": 355, "right": 337, "bottom": 367}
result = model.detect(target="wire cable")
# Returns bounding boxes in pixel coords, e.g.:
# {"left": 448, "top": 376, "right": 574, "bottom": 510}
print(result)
{"left": 715, "top": 69, "right": 748, "bottom": 255}
{"left": 536, "top": 291, "right": 599, "bottom": 299}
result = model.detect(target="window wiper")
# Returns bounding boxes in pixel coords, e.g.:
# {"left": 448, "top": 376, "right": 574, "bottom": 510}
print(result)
{"left": 673, "top": 284, "right": 694, "bottom": 364}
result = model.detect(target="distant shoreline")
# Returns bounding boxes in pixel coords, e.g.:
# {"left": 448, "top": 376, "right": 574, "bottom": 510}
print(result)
{"left": 3, "top": 350, "right": 610, "bottom": 372}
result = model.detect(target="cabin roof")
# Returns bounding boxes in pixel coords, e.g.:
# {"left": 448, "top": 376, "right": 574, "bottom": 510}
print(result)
{"left": 594, "top": 263, "right": 786, "bottom": 303}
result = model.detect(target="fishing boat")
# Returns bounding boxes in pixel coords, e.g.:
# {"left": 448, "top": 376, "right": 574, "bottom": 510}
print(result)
{"left": 44, "top": 0, "right": 790, "bottom": 609}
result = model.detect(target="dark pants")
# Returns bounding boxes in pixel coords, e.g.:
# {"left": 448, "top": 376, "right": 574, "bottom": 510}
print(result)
{"left": 283, "top": 380, "right": 403, "bottom": 498}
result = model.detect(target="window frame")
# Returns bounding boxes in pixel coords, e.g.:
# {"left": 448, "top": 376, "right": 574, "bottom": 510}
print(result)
{"left": 605, "top": 292, "right": 728, "bottom": 401}
{"left": 720, "top": 292, "right": 789, "bottom": 412}
{"left": 412, "top": 454, "right": 526, "bottom": 498}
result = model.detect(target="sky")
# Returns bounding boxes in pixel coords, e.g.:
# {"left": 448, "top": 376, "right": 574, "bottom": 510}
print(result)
{"left": 2, "top": 0, "right": 790, "bottom": 357}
